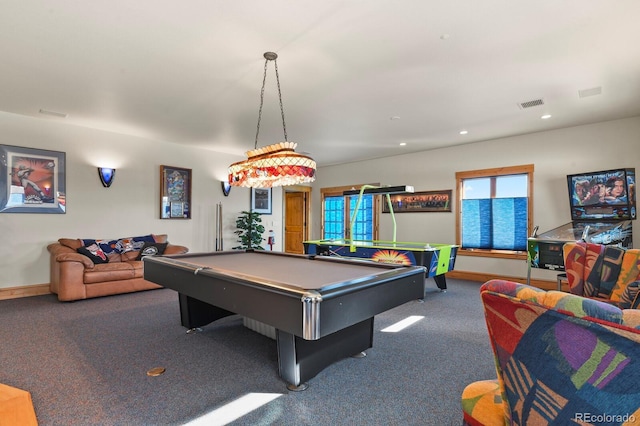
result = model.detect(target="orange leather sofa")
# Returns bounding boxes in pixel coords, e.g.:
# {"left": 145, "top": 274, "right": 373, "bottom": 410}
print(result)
{"left": 47, "top": 234, "right": 188, "bottom": 301}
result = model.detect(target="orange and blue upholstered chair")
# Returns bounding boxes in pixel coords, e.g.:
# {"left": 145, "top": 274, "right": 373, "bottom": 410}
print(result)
{"left": 462, "top": 279, "right": 640, "bottom": 425}
{"left": 563, "top": 241, "right": 640, "bottom": 309}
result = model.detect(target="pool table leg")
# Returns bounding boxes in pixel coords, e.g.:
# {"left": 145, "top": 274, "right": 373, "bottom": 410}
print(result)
{"left": 433, "top": 274, "right": 447, "bottom": 291}
{"left": 178, "top": 293, "right": 236, "bottom": 329}
{"left": 276, "top": 318, "right": 374, "bottom": 391}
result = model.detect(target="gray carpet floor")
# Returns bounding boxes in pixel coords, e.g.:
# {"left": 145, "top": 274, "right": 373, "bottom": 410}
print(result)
{"left": 0, "top": 278, "right": 496, "bottom": 425}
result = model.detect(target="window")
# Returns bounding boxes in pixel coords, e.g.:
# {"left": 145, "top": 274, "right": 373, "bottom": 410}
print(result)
{"left": 456, "top": 165, "right": 533, "bottom": 259}
{"left": 321, "top": 185, "right": 379, "bottom": 240}
{"left": 323, "top": 195, "right": 345, "bottom": 239}
{"left": 349, "top": 194, "right": 375, "bottom": 240}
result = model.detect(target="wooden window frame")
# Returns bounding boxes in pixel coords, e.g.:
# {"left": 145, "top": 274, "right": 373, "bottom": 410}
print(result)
{"left": 320, "top": 183, "right": 380, "bottom": 240}
{"left": 455, "top": 164, "right": 534, "bottom": 260}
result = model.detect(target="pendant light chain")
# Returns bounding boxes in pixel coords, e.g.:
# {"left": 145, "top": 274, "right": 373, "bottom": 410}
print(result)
{"left": 254, "top": 58, "right": 269, "bottom": 150}
{"left": 254, "top": 55, "right": 288, "bottom": 150}
{"left": 273, "top": 59, "right": 288, "bottom": 143}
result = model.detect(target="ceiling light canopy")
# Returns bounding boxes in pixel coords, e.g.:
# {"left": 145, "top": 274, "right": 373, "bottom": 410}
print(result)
{"left": 228, "top": 52, "right": 316, "bottom": 188}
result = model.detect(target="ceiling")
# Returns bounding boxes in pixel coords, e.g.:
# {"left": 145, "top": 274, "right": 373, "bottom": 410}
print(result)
{"left": 3, "top": 1, "right": 640, "bottom": 167}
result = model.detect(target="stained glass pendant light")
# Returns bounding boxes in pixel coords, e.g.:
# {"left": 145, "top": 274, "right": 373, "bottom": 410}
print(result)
{"left": 228, "top": 52, "right": 316, "bottom": 188}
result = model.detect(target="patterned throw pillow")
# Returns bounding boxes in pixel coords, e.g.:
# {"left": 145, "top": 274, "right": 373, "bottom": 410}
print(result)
{"left": 619, "top": 281, "right": 640, "bottom": 309}
{"left": 116, "top": 238, "right": 135, "bottom": 253}
{"left": 82, "top": 235, "right": 155, "bottom": 254}
{"left": 77, "top": 243, "right": 109, "bottom": 264}
{"left": 136, "top": 242, "right": 168, "bottom": 260}
{"left": 118, "top": 235, "right": 156, "bottom": 253}
{"left": 82, "top": 239, "right": 119, "bottom": 255}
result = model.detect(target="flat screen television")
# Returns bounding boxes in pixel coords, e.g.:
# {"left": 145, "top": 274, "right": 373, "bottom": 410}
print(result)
{"left": 567, "top": 168, "right": 636, "bottom": 221}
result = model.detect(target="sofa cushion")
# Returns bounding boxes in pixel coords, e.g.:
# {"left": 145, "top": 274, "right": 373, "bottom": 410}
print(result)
{"left": 77, "top": 244, "right": 109, "bottom": 264}
{"left": 583, "top": 243, "right": 606, "bottom": 297}
{"left": 84, "top": 262, "right": 137, "bottom": 283}
{"left": 596, "top": 245, "right": 626, "bottom": 299}
{"left": 136, "top": 242, "right": 167, "bottom": 260}
{"left": 610, "top": 249, "right": 640, "bottom": 303}
{"left": 59, "top": 238, "right": 83, "bottom": 250}
{"left": 563, "top": 242, "right": 586, "bottom": 295}
{"left": 153, "top": 234, "right": 168, "bottom": 243}
{"left": 483, "top": 279, "right": 625, "bottom": 324}
{"left": 121, "top": 251, "right": 139, "bottom": 262}
{"left": 619, "top": 281, "right": 640, "bottom": 310}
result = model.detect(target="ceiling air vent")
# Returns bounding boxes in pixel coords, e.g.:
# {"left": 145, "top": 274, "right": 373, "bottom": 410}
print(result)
{"left": 518, "top": 98, "right": 545, "bottom": 109}
{"left": 578, "top": 87, "right": 602, "bottom": 98}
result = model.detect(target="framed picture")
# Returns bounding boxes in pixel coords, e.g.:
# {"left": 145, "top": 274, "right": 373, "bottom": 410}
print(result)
{"left": 160, "top": 165, "right": 191, "bottom": 219}
{"left": 0, "top": 145, "right": 66, "bottom": 214}
{"left": 251, "top": 188, "right": 272, "bottom": 215}
{"left": 382, "top": 189, "right": 452, "bottom": 213}
{"left": 170, "top": 201, "right": 184, "bottom": 218}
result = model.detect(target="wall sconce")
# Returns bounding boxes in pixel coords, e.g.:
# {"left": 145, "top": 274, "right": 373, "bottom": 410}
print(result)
{"left": 98, "top": 167, "right": 116, "bottom": 188}
{"left": 221, "top": 181, "right": 231, "bottom": 196}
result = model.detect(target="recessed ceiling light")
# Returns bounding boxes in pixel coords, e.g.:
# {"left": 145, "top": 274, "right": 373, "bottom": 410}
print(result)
{"left": 541, "top": 114, "right": 552, "bottom": 119}
{"left": 399, "top": 142, "right": 407, "bottom": 146}
{"left": 459, "top": 130, "right": 468, "bottom": 135}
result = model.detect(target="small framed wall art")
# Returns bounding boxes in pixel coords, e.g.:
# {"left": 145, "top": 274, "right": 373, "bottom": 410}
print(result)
{"left": 160, "top": 165, "right": 192, "bottom": 219}
{"left": 250, "top": 187, "right": 272, "bottom": 215}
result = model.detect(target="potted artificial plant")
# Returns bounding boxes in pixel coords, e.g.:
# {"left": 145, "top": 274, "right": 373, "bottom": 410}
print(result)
{"left": 233, "top": 210, "right": 265, "bottom": 250}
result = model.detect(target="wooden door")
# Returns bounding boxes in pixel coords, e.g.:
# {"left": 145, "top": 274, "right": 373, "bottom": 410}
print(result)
{"left": 285, "top": 191, "right": 306, "bottom": 254}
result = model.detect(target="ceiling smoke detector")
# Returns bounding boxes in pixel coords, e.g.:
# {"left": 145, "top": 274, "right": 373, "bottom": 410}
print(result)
{"left": 517, "top": 98, "right": 545, "bottom": 110}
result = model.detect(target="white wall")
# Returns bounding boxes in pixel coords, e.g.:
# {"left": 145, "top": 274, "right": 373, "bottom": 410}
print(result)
{"left": 310, "top": 116, "right": 640, "bottom": 282}
{"left": 0, "top": 111, "right": 284, "bottom": 289}
{"left": 3, "top": 112, "right": 638, "bottom": 289}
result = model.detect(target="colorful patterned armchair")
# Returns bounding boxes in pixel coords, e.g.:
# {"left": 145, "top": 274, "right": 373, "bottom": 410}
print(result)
{"left": 562, "top": 242, "right": 640, "bottom": 309}
{"left": 462, "top": 280, "right": 640, "bottom": 425}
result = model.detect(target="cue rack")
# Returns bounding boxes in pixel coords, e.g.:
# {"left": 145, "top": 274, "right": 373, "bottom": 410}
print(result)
{"left": 215, "top": 202, "right": 224, "bottom": 251}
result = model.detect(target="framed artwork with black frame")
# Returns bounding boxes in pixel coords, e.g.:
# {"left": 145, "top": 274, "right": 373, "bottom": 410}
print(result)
{"left": 0, "top": 144, "right": 66, "bottom": 214}
{"left": 382, "top": 189, "right": 452, "bottom": 213}
{"left": 251, "top": 188, "right": 272, "bottom": 215}
{"left": 160, "top": 165, "right": 192, "bottom": 219}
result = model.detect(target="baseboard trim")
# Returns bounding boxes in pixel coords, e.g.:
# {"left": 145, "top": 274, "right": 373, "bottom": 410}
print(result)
{"left": 0, "top": 271, "right": 559, "bottom": 301}
{"left": 0, "top": 284, "right": 51, "bottom": 301}
{"left": 446, "top": 270, "right": 558, "bottom": 291}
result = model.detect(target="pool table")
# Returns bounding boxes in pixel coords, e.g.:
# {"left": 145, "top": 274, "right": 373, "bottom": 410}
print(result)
{"left": 303, "top": 239, "right": 458, "bottom": 290}
{"left": 143, "top": 250, "right": 426, "bottom": 390}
